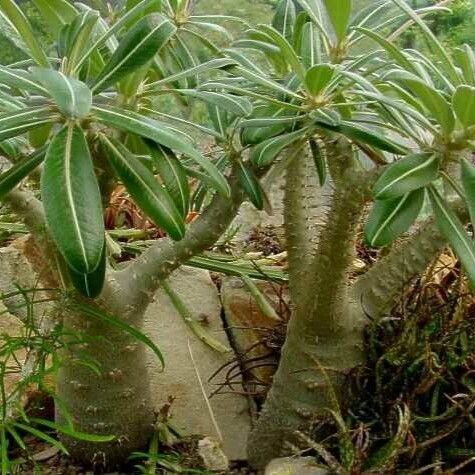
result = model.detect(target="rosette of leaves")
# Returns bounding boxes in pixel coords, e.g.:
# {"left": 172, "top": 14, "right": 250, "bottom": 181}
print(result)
{"left": 205, "top": 0, "right": 475, "bottom": 287}
{"left": 0, "top": 0, "right": 255, "bottom": 298}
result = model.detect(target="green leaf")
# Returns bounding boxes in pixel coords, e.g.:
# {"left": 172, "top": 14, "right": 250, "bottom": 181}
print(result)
{"left": 0, "top": 147, "right": 45, "bottom": 199}
{"left": 428, "top": 186, "right": 475, "bottom": 290}
{"left": 240, "top": 273, "right": 281, "bottom": 321}
{"left": 0, "top": 0, "right": 49, "bottom": 67}
{"left": 31, "top": 0, "right": 77, "bottom": 37}
{"left": 0, "top": 10, "right": 31, "bottom": 58}
{"left": 323, "top": 0, "right": 351, "bottom": 42}
{"left": 100, "top": 135, "right": 185, "bottom": 241}
{"left": 42, "top": 123, "right": 105, "bottom": 274}
{"left": 304, "top": 63, "right": 334, "bottom": 96}
{"left": 92, "top": 105, "right": 230, "bottom": 198}
{"left": 74, "top": 0, "right": 162, "bottom": 73}
{"left": 355, "top": 27, "right": 416, "bottom": 75}
{"left": 453, "top": 85, "right": 475, "bottom": 129}
{"left": 461, "top": 158, "right": 475, "bottom": 232}
{"left": 236, "top": 159, "right": 264, "bottom": 210}
{"left": 63, "top": 10, "right": 101, "bottom": 72}
{"left": 256, "top": 24, "right": 306, "bottom": 82}
{"left": 454, "top": 45, "right": 475, "bottom": 85}
{"left": 0, "top": 65, "right": 48, "bottom": 95}
{"left": 272, "top": 0, "right": 296, "bottom": 41}
{"left": 317, "top": 121, "right": 407, "bottom": 155}
{"left": 126, "top": 0, "right": 161, "bottom": 14}
{"left": 148, "top": 142, "right": 190, "bottom": 218}
{"left": 300, "top": 21, "right": 321, "bottom": 69}
{"left": 145, "top": 58, "right": 235, "bottom": 90}
{"left": 390, "top": 0, "right": 460, "bottom": 86}
{"left": 12, "top": 423, "right": 68, "bottom": 454}
{"left": 92, "top": 14, "right": 176, "bottom": 93}
{"left": 251, "top": 129, "right": 304, "bottom": 168}
{"left": 365, "top": 189, "right": 425, "bottom": 247}
{"left": 385, "top": 70, "right": 455, "bottom": 134}
{"left": 0, "top": 106, "right": 57, "bottom": 141}
{"left": 30, "top": 418, "right": 115, "bottom": 443}
{"left": 176, "top": 89, "right": 252, "bottom": 117}
{"left": 309, "top": 138, "right": 326, "bottom": 186}
{"left": 69, "top": 302, "right": 165, "bottom": 368}
{"left": 31, "top": 68, "right": 92, "bottom": 119}
{"left": 374, "top": 153, "right": 439, "bottom": 200}
{"left": 67, "top": 246, "right": 106, "bottom": 298}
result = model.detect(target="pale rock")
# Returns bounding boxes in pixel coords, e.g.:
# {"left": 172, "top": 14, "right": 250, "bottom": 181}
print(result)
{"left": 265, "top": 456, "right": 329, "bottom": 475}
{"left": 144, "top": 267, "right": 251, "bottom": 460}
{"left": 197, "top": 436, "right": 229, "bottom": 472}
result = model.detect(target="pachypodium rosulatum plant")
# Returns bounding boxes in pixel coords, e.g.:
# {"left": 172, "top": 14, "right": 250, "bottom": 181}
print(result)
{"left": 0, "top": 0, "right": 264, "bottom": 468}
{"left": 201, "top": 0, "right": 475, "bottom": 467}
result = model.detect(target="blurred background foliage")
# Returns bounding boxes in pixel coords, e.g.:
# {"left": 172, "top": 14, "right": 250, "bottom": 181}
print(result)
{"left": 1, "top": 0, "right": 473, "bottom": 77}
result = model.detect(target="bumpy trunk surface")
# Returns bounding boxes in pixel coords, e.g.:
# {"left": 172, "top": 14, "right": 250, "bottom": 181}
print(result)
{"left": 56, "top": 300, "right": 154, "bottom": 469}
{"left": 248, "top": 143, "right": 369, "bottom": 467}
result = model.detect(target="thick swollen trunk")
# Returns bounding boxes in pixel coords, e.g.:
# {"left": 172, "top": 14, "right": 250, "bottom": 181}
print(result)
{"left": 248, "top": 145, "right": 369, "bottom": 467}
{"left": 56, "top": 300, "right": 153, "bottom": 469}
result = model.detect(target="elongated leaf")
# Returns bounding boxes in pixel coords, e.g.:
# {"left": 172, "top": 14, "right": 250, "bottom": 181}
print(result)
{"left": 101, "top": 135, "right": 185, "bottom": 240}
{"left": 0, "top": 10, "right": 30, "bottom": 57}
{"left": 235, "top": 66, "right": 303, "bottom": 100}
{"left": 12, "top": 423, "right": 68, "bottom": 454}
{"left": 42, "top": 123, "right": 104, "bottom": 273}
{"left": 323, "top": 0, "right": 351, "bottom": 42}
{"left": 240, "top": 116, "right": 300, "bottom": 129}
{"left": 272, "top": 0, "right": 296, "bottom": 41}
{"left": 355, "top": 27, "right": 416, "bottom": 74}
{"left": 305, "top": 63, "right": 334, "bottom": 96}
{"left": 31, "top": 0, "right": 77, "bottom": 36}
{"left": 251, "top": 129, "right": 304, "bottom": 168}
{"left": 92, "top": 14, "right": 176, "bottom": 93}
{"left": 177, "top": 89, "right": 252, "bottom": 117}
{"left": 74, "top": 0, "right": 161, "bottom": 73}
{"left": 374, "top": 152, "right": 439, "bottom": 200}
{"left": 0, "top": 0, "right": 49, "bottom": 66}
{"left": 30, "top": 418, "right": 115, "bottom": 443}
{"left": 65, "top": 10, "right": 101, "bottom": 72}
{"left": 461, "top": 159, "right": 475, "bottom": 231}
{"left": 300, "top": 21, "right": 321, "bottom": 69}
{"left": 428, "top": 186, "right": 475, "bottom": 289}
{"left": 385, "top": 70, "right": 455, "bottom": 134}
{"left": 70, "top": 302, "right": 165, "bottom": 368}
{"left": 126, "top": 0, "right": 161, "bottom": 13}
{"left": 145, "top": 58, "right": 235, "bottom": 90}
{"left": 31, "top": 68, "right": 92, "bottom": 119}
{"left": 236, "top": 159, "right": 264, "bottom": 210}
{"left": 390, "top": 0, "right": 460, "bottom": 86}
{"left": 148, "top": 142, "right": 190, "bottom": 218}
{"left": 453, "top": 85, "right": 475, "bottom": 129}
{"left": 68, "top": 246, "right": 106, "bottom": 298}
{"left": 317, "top": 120, "right": 407, "bottom": 155}
{"left": 454, "top": 45, "right": 475, "bottom": 85}
{"left": 309, "top": 138, "right": 326, "bottom": 186}
{"left": 0, "top": 65, "right": 48, "bottom": 95}
{"left": 365, "top": 189, "right": 425, "bottom": 247}
{"left": 92, "top": 105, "right": 230, "bottom": 197}
{"left": 240, "top": 273, "right": 280, "bottom": 320}
{"left": 256, "top": 24, "right": 306, "bottom": 81}
{"left": 240, "top": 105, "right": 298, "bottom": 148}
{"left": 0, "top": 106, "right": 57, "bottom": 141}
{"left": 0, "top": 147, "right": 45, "bottom": 199}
